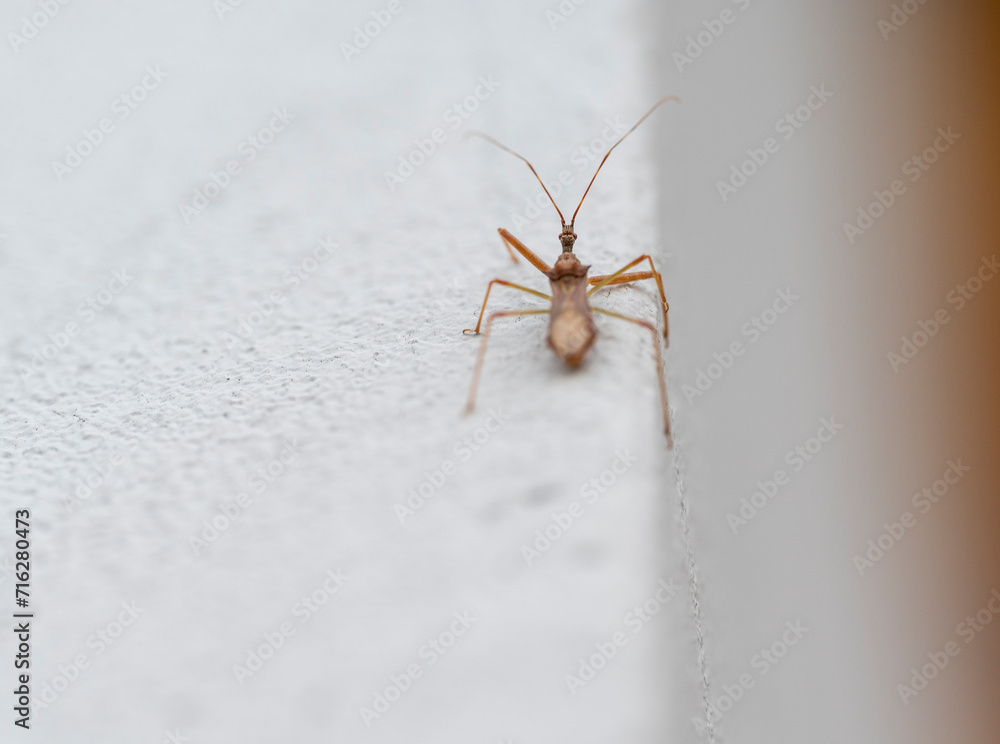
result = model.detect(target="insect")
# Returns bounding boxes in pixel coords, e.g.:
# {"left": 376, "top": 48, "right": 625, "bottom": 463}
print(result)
{"left": 462, "top": 97, "right": 679, "bottom": 447}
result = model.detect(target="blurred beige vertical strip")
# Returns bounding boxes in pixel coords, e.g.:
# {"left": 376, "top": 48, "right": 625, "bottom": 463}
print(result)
{"left": 647, "top": 0, "right": 999, "bottom": 741}
{"left": 837, "top": 1, "right": 1000, "bottom": 741}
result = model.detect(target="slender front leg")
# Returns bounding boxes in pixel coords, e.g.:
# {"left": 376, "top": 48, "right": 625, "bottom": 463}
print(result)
{"left": 498, "top": 232, "right": 518, "bottom": 263}
{"left": 463, "top": 280, "right": 551, "bottom": 335}
{"left": 593, "top": 307, "right": 672, "bottom": 448}
{"left": 588, "top": 255, "right": 669, "bottom": 342}
{"left": 587, "top": 270, "right": 659, "bottom": 288}
{"left": 465, "top": 309, "right": 549, "bottom": 415}
{"left": 498, "top": 229, "right": 552, "bottom": 275}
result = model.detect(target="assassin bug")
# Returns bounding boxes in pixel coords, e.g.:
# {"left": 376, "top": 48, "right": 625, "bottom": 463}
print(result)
{"left": 462, "top": 96, "right": 679, "bottom": 447}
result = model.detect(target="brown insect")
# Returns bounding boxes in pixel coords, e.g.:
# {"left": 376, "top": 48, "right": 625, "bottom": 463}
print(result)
{"left": 462, "top": 97, "right": 679, "bottom": 447}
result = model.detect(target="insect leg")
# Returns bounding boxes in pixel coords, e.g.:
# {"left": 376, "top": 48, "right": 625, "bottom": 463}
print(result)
{"left": 498, "top": 233, "right": 518, "bottom": 263}
{"left": 588, "top": 255, "right": 669, "bottom": 342}
{"left": 587, "top": 270, "right": 659, "bottom": 288}
{"left": 593, "top": 307, "right": 672, "bottom": 448}
{"left": 465, "top": 308, "right": 549, "bottom": 416}
{"left": 463, "top": 280, "right": 551, "bottom": 335}
{"left": 498, "top": 229, "right": 553, "bottom": 275}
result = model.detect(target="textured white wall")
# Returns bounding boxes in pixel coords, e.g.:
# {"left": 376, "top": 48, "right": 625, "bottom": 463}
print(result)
{"left": 1, "top": 1, "right": 687, "bottom": 742}
{"left": 4, "top": 1, "right": 997, "bottom": 743}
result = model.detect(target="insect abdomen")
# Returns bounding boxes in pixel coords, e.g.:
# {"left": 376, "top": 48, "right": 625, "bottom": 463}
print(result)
{"left": 548, "top": 303, "right": 596, "bottom": 366}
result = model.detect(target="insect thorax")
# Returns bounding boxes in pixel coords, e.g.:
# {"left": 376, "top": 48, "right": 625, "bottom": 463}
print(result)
{"left": 545, "top": 251, "right": 589, "bottom": 281}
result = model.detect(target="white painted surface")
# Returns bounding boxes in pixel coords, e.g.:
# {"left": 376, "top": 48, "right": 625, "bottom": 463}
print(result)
{"left": 1, "top": 2, "right": 685, "bottom": 742}
{"left": 5, "top": 2, "right": 996, "bottom": 743}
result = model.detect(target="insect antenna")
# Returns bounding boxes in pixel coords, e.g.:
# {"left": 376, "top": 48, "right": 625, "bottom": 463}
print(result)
{"left": 463, "top": 130, "right": 567, "bottom": 226}
{"left": 570, "top": 96, "right": 680, "bottom": 226}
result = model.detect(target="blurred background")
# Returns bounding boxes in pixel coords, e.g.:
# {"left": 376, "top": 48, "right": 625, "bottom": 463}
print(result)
{"left": 649, "top": 2, "right": 1000, "bottom": 741}
{"left": 0, "top": 1, "right": 997, "bottom": 742}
